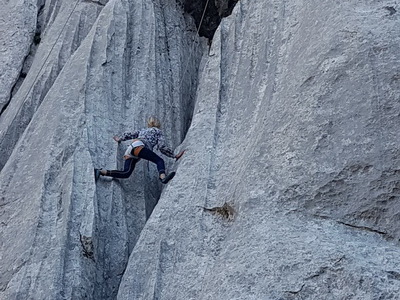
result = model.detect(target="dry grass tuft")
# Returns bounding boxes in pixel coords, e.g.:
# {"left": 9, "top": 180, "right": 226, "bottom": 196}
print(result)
{"left": 80, "top": 234, "right": 95, "bottom": 261}
{"left": 201, "top": 202, "right": 235, "bottom": 221}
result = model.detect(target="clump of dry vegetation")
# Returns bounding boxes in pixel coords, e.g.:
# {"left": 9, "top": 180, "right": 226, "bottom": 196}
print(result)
{"left": 200, "top": 202, "right": 235, "bottom": 221}
{"left": 80, "top": 234, "right": 95, "bottom": 261}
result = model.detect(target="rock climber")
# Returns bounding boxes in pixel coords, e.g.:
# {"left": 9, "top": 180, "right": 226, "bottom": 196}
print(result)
{"left": 94, "top": 116, "right": 184, "bottom": 184}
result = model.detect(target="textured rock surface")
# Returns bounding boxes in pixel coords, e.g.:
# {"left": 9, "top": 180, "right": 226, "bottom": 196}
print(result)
{"left": 0, "top": 0, "right": 106, "bottom": 171}
{"left": 183, "top": 0, "right": 238, "bottom": 38}
{"left": 1, "top": 0, "right": 400, "bottom": 299}
{"left": 0, "top": 0, "right": 38, "bottom": 112}
{"left": 0, "top": 0, "right": 202, "bottom": 299}
{"left": 118, "top": 0, "right": 400, "bottom": 299}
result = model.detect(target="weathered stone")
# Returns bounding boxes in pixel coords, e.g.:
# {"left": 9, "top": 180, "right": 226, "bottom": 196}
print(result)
{"left": 0, "top": 0, "right": 202, "bottom": 299}
{"left": 1, "top": 0, "right": 400, "bottom": 299}
{"left": 0, "top": 0, "right": 105, "bottom": 171}
{"left": 0, "top": 0, "right": 38, "bottom": 113}
{"left": 117, "top": 0, "right": 400, "bottom": 299}
{"left": 182, "top": 0, "right": 238, "bottom": 38}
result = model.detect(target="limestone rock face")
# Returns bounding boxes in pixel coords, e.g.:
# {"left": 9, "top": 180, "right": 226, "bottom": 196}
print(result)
{"left": 0, "top": 0, "right": 38, "bottom": 112}
{"left": 1, "top": 0, "right": 400, "bottom": 299}
{"left": 0, "top": 0, "right": 106, "bottom": 171}
{"left": 117, "top": 0, "right": 400, "bottom": 299}
{"left": 0, "top": 0, "right": 201, "bottom": 299}
{"left": 183, "top": 0, "right": 238, "bottom": 38}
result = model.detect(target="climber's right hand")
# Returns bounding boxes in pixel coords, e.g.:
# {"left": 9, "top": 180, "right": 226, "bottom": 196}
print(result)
{"left": 175, "top": 150, "right": 185, "bottom": 161}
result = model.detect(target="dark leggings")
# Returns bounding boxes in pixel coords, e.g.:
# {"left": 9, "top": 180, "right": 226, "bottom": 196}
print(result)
{"left": 137, "top": 147, "right": 166, "bottom": 175}
{"left": 106, "top": 158, "right": 138, "bottom": 179}
{"left": 106, "top": 147, "right": 165, "bottom": 179}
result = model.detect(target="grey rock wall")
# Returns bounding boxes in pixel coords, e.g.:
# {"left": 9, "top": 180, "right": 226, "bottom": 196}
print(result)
{"left": 183, "top": 0, "right": 238, "bottom": 38}
{"left": 1, "top": 0, "right": 400, "bottom": 299}
{"left": 0, "top": 0, "right": 106, "bottom": 171}
{"left": 0, "top": 0, "right": 202, "bottom": 299}
{"left": 117, "top": 0, "right": 400, "bottom": 299}
{"left": 0, "top": 0, "right": 38, "bottom": 112}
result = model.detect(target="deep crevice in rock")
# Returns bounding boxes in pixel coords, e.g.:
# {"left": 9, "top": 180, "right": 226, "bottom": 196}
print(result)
{"left": 89, "top": 1, "right": 205, "bottom": 299}
{"left": 0, "top": 98, "right": 11, "bottom": 118}
{"left": 338, "top": 221, "right": 388, "bottom": 236}
{"left": 8, "top": 2, "right": 46, "bottom": 103}
{"left": 313, "top": 213, "right": 392, "bottom": 239}
{"left": 182, "top": 0, "right": 239, "bottom": 39}
{"left": 1, "top": 3, "right": 45, "bottom": 118}
{"left": 82, "top": 0, "right": 106, "bottom": 7}
{"left": 1, "top": 67, "right": 27, "bottom": 118}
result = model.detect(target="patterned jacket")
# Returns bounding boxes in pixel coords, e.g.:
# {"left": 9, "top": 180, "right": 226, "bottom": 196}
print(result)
{"left": 118, "top": 127, "right": 175, "bottom": 158}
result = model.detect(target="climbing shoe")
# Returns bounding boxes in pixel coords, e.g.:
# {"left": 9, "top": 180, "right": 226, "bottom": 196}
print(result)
{"left": 161, "top": 172, "right": 175, "bottom": 184}
{"left": 94, "top": 168, "right": 101, "bottom": 181}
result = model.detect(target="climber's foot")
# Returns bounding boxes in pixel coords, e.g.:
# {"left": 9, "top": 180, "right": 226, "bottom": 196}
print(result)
{"left": 160, "top": 172, "right": 175, "bottom": 184}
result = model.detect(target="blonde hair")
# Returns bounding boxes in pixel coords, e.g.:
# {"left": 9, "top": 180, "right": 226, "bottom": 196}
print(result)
{"left": 147, "top": 116, "right": 161, "bottom": 128}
